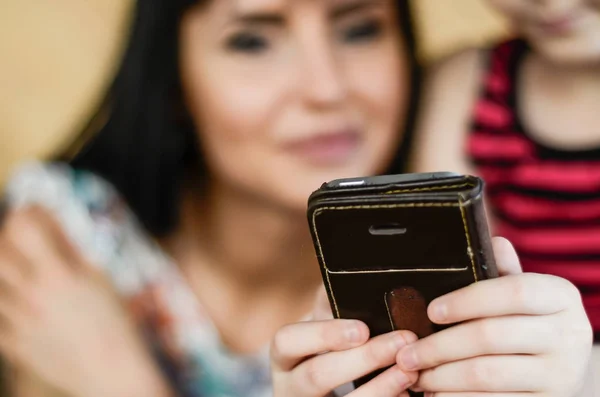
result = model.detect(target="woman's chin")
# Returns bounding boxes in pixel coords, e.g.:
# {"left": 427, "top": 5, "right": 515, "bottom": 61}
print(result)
{"left": 271, "top": 168, "right": 374, "bottom": 214}
{"left": 242, "top": 153, "right": 393, "bottom": 215}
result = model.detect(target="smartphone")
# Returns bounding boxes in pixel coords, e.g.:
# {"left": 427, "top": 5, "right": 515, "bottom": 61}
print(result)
{"left": 307, "top": 172, "right": 498, "bottom": 388}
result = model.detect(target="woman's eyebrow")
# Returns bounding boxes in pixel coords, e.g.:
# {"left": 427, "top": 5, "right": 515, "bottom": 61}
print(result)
{"left": 330, "top": 0, "right": 384, "bottom": 19}
{"left": 229, "top": 0, "right": 285, "bottom": 27}
{"left": 231, "top": 11, "right": 284, "bottom": 26}
{"left": 227, "top": 0, "right": 385, "bottom": 27}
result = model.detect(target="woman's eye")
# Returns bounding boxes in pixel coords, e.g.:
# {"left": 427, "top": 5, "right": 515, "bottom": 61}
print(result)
{"left": 226, "top": 32, "right": 269, "bottom": 54}
{"left": 342, "top": 20, "right": 383, "bottom": 43}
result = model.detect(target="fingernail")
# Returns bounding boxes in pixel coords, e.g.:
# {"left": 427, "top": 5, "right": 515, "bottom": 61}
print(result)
{"left": 398, "top": 346, "right": 418, "bottom": 370}
{"left": 430, "top": 301, "right": 447, "bottom": 322}
{"left": 345, "top": 321, "right": 362, "bottom": 343}
{"left": 424, "top": 393, "right": 434, "bottom": 397}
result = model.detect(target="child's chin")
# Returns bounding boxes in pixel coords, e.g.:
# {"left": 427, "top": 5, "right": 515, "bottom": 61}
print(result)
{"left": 536, "top": 38, "right": 600, "bottom": 66}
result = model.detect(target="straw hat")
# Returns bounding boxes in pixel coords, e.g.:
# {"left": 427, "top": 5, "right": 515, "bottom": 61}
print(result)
{"left": 0, "top": 0, "right": 508, "bottom": 189}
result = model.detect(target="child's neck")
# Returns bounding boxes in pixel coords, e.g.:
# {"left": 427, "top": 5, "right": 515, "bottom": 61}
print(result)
{"left": 534, "top": 53, "right": 600, "bottom": 85}
{"left": 519, "top": 52, "right": 600, "bottom": 151}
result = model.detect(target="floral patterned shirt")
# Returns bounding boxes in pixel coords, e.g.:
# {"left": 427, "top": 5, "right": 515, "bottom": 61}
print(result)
{"left": 5, "top": 162, "right": 275, "bottom": 397}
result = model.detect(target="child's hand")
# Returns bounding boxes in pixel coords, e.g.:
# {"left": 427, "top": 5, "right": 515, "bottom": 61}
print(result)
{"left": 397, "top": 238, "right": 593, "bottom": 397}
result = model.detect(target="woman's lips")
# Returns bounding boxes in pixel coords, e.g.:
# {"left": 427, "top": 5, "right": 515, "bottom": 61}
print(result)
{"left": 283, "top": 130, "right": 361, "bottom": 166}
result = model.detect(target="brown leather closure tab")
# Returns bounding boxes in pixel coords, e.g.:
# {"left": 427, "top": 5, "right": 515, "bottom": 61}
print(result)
{"left": 386, "top": 287, "right": 434, "bottom": 339}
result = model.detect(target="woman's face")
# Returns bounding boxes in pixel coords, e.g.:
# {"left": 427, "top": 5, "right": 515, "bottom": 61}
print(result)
{"left": 180, "top": 0, "right": 409, "bottom": 211}
{"left": 487, "top": 0, "right": 600, "bottom": 64}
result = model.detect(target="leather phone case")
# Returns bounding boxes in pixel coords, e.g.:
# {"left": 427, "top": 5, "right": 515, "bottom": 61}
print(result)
{"left": 307, "top": 173, "right": 497, "bottom": 388}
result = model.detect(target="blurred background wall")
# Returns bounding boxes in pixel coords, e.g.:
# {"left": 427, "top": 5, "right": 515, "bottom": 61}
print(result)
{"left": 0, "top": 0, "right": 132, "bottom": 188}
{"left": 414, "top": 0, "right": 510, "bottom": 62}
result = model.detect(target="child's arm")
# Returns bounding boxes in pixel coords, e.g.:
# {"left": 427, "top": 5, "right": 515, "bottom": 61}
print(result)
{"left": 411, "top": 48, "right": 499, "bottom": 231}
{"left": 410, "top": 48, "right": 486, "bottom": 176}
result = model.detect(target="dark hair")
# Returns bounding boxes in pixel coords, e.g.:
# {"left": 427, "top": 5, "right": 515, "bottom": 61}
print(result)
{"left": 68, "top": 0, "right": 421, "bottom": 237}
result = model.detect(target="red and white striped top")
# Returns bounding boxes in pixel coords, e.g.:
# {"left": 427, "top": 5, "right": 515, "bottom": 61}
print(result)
{"left": 467, "top": 39, "right": 600, "bottom": 340}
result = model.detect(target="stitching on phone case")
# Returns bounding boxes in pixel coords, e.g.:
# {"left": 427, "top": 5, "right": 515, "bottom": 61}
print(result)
{"left": 384, "top": 292, "right": 396, "bottom": 330}
{"left": 311, "top": 200, "right": 477, "bottom": 318}
{"left": 459, "top": 201, "right": 478, "bottom": 282}
{"left": 326, "top": 267, "right": 468, "bottom": 275}
{"left": 384, "top": 182, "right": 472, "bottom": 195}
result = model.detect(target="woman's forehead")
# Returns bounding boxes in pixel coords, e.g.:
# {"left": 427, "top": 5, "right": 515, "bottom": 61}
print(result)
{"left": 228, "top": 0, "right": 385, "bottom": 13}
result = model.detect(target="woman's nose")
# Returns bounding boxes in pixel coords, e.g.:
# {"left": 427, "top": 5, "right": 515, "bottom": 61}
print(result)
{"left": 296, "top": 40, "right": 349, "bottom": 110}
